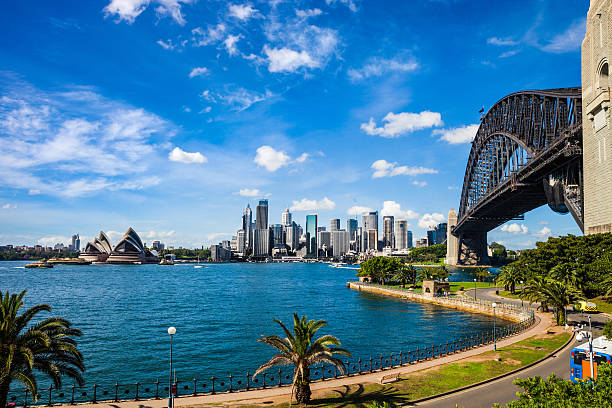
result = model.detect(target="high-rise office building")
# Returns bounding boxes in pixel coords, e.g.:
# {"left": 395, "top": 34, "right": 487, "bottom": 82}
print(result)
{"left": 305, "top": 214, "right": 318, "bottom": 257}
{"left": 362, "top": 211, "right": 378, "bottom": 250}
{"left": 237, "top": 230, "right": 246, "bottom": 254}
{"left": 394, "top": 219, "right": 409, "bottom": 249}
{"left": 256, "top": 200, "right": 269, "bottom": 230}
{"left": 71, "top": 234, "right": 80, "bottom": 251}
{"left": 285, "top": 222, "right": 299, "bottom": 250}
{"left": 365, "top": 229, "right": 378, "bottom": 251}
{"left": 270, "top": 224, "right": 284, "bottom": 247}
{"left": 347, "top": 219, "right": 358, "bottom": 240}
{"left": 253, "top": 229, "right": 270, "bottom": 257}
{"left": 383, "top": 216, "right": 394, "bottom": 248}
{"left": 407, "top": 230, "right": 413, "bottom": 248}
{"left": 330, "top": 219, "right": 340, "bottom": 231}
{"left": 242, "top": 204, "right": 253, "bottom": 254}
{"left": 331, "top": 230, "right": 349, "bottom": 257}
{"left": 427, "top": 223, "right": 448, "bottom": 246}
{"left": 318, "top": 230, "right": 331, "bottom": 250}
{"left": 282, "top": 208, "right": 292, "bottom": 226}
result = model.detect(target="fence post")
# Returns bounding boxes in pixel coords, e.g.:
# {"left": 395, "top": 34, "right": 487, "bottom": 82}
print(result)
{"left": 155, "top": 379, "right": 160, "bottom": 399}
{"left": 193, "top": 378, "right": 197, "bottom": 396}
{"left": 93, "top": 384, "right": 97, "bottom": 404}
{"left": 262, "top": 373, "right": 266, "bottom": 389}
{"left": 114, "top": 382, "right": 118, "bottom": 402}
{"left": 47, "top": 385, "right": 53, "bottom": 406}
{"left": 399, "top": 351, "right": 403, "bottom": 366}
{"left": 211, "top": 376, "right": 216, "bottom": 395}
{"left": 135, "top": 382, "right": 140, "bottom": 401}
{"left": 229, "top": 374, "right": 233, "bottom": 393}
{"left": 347, "top": 359, "right": 351, "bottom": 376}
{"left": 335, "top": 365, "right": 338, "bottom": 379}
{"left": 246, "top": 372, "right": 250, "bottom": 391}
{"left": 416, "top": 346, "right": 419, "bottom": 362}
{"left": 24, "top": 389, "right": 28, "bottom": 408}
{"left": 380, "top": 354, "right": 383, "bottom": 370}
{"left": 369, "top": 357, "right": 373, "bottom": 373}
{"left": 390, "top": 354, "right": 394, "bottom": 368}
{"left": 279, "top": 368, "right": 283, "bottom": 386}
{"left": 70, "top": 385, "right": 75, "bottom": 405}
{"left": 358, "top": 359, "right": 362, "bottom": 374}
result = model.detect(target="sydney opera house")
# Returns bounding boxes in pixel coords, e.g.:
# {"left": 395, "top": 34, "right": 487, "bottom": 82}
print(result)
{"left": 79, "top": 228, "right": 159, "bottom": 264}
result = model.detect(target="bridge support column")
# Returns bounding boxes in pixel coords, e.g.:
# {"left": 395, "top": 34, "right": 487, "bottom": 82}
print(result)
{"left": 458, "top": 231, "right": 489, "bottom": 266}
{"left": 445, "top": 209, "right": 459, "bottom": 265}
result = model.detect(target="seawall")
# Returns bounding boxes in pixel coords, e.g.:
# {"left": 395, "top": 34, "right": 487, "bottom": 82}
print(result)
{"left": 347, "top": 281, "right": 532, "bottom": 323}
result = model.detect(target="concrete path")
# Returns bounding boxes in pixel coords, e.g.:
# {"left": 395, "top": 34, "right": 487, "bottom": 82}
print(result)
{"left": 65, "top": 312, "right": 552, "bottom": 408}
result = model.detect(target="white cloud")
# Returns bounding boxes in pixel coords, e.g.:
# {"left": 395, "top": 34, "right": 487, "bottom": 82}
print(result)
{"left": 541, "top": 19, "right": 586, "bottom": 53}
{"left": 229, "top": 4, "right": 258, "bottom": 20}
{"left": 168, "top": 147, "right": 207, "bottom": 164}
{"left": 381, "top": 201, "right": 419, "bottom": 219}
{"left": 348, "top": 56, "right": 418, "bottom": 81}
{"left": 103, "top": 0, "right": 194, "bottom": 25}
{"left": 371, "top": 160, "right": 438, "bottom": 179}
{"left": 157, "top": 39, "right": 177, "bottom": 50}
{"left": 263, "top": 46, "right": 318, "bottom": 73}
{"left": 254, "top": 146, "right": 291, "bottom": 172}
{"left": 216, "top": 87, "right": 274, "bottom": 111}
{"left": 418, "top": 213, "right": 446, "bottom": 229}
{"left": 487, "top": 37, "right": 519, "bottom": 46}
{"left": 433, "top": 124, "right": 479, "bottom": 144}
{"left": 533, "top": 226, "right": 552, "bottom": 238}
{"left": 237, "top": 188, "right": 263, "bottom": 197}
{"left": 290, "top": 197, "right": 336, "bottom": 211}
{"left": 296, "top": 8, "right": 322, "bottom": 18}
{"left": 347, "top": 205, "right": 374, "bottom": 216}
{"left": 2, "top": 203, "right": 17, "bottom": 209}
{"left": 325, "top": 0, "right": 358, "bottom": 12}
{"left": 361, "top": 111, "right": 443, "bottom": 138}
{"left": 207, "top": 232, "right": 232, "bottom": 242}
{"left": 296, "top": 153, "right": 309, "bottom": 163}
{"left": 142, "top": 230, "right": 175, "bottom": 239}
{"left": 224, "top": 35, "right": 242, "bottom": 56}
{"left": 28, "top": 189, "right": 41, "bottom": 195}
{"left": 500, "top": 223, "right": 528, "bottom": 234}
{"left": 37, "top": 235, "right": 71, "bottom": 245}
{"left": 191, "top": 24, "right": 226, "bottom": 47}
{"left": 412, "top": 180, "right": 427, "bottom": 187}
{"left": 499, "top": 49, "right": 520, "bottom": 58}
{"left": 188, "top": 67, "right": 209, "bottom": 78}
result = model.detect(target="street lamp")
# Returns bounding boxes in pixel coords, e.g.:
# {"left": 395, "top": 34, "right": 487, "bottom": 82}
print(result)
{"left": 575, "top": 316, "right": 595, "bottom": 382}
{"left": 168, "top": 326, "right": 176, "bottom": 408}
{"left": 519, "top": 281, "right": 524, "bottom": 308}
{"left": 473, "top": 278, "right": 477, "bottom": 300}
{"left": 492, "top": 303, "right": 497, "bottom": 351}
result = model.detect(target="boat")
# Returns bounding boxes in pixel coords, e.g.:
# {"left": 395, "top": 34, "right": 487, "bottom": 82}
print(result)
{"left": 46, "top": 258, "right": 92, "bottom": 265}
{"left": 194, "top": 265, "right": 204, "bottom": 269}
{"left": 159, "top": 254, "right": 175, "bottom": 265}
{"left": 25, "top": 260, "right": 54, "bottom": 269}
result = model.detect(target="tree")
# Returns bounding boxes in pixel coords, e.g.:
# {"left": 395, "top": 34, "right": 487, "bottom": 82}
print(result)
{"left": 474, "top": 267, "right": 492, "bottom": 283}
{"left": 392, "top": 264, "right": 417, "bottom": 288}
{"left": 521, "top": 276, "right": 550, "bottom": 312}
{"left": 537, "top": 280, "right": 583, "bottom": 325}
{"left": 254, "top": 313, "right": 351, "bottom": 405}
{"left": 0, "top": 291, "right": 85, "bottom": 407}
{"left": 495, "top": 264, "right": 524, "bottom": 293}
{"left": 358, "top": 257, "right": 403, "bottom": 285}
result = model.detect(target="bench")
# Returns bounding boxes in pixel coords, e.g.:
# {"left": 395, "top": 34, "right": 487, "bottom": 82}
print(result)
{"left": 379, "top": 372, "right": 401, "bottom": 384}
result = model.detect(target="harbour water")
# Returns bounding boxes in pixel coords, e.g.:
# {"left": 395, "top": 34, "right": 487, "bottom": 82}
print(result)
{"left": 2, "top": 261, "right": 503, "bottom": 389}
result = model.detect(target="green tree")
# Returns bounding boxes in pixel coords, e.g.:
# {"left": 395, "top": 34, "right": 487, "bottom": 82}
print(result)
{"left": 254, "top": 313, "right": 351, "bottom": 405}
{"left": 538, "top": 280, "right": 583, "bottom": 325}
{"left": 358, "top": 257, "right": 403, "bottom": 285}
{"left": 474, "top": 267, "right": 492, "bottom": 283}
{"left": 0, "top": 291, "right": 85, "bottom": 407}
{"left": 495, "top": 264, "right": 524, "bottom": 294}
{"left": 521, "top": 276, "right": 550, "bottom": 312}
{"left": 392, "top": 264, "right": 416, "bottom": 288}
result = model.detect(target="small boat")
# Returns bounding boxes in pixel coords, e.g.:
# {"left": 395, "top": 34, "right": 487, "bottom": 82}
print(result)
{"left": 159, "top": 254, "right": 175, "bottom": 265}
{"left": 46, "top": 258, "right": 92, "bottom": 265}
{"left": 25, "top": 260, "right": 54, "bottom": 269}
{"left": 194, "top": 265, "right": 204, "bottom": 269}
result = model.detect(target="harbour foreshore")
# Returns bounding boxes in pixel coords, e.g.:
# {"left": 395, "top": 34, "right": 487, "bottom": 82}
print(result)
{"left": 347, "top": 281, "right": 532, "bottom": 323}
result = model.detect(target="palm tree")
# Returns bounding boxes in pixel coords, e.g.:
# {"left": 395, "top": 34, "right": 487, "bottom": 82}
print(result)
{"left": 254, "top": 313, "right": 351, "bottom": 405}
{"left": 538, "top": 279, "right": 584, "bottom": 325}
{"left": 392, "top": 264, "right": 416, "bottom": 288}
{"left": 0, "top": 290, "right": 85, "bottom": 407}
{"left": 495, "top": 264, "right": 523, "bottom": 294}
{"left": 474, "top": 267, "right": 491, "bottom": 283}
{"left": 521, "top": 276, "right": 550, "bottom": 312}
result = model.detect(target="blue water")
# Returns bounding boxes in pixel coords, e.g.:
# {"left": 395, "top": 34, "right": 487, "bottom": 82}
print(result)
{"left": 1, "top": 261, "right": 502, "bottom": 399}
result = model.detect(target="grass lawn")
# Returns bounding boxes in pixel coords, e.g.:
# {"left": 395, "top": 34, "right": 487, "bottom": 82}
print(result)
{"left": 204, "top": 331, "right": 570, "bottom": 408}
{"left": 589, "top": 297, "right": 612, "bottom": 314}
{"left": 369, "top": 282, "right": 494, "bottom": 295}
{"left": 497, "top": 290, "right": 524, "bottom": 300}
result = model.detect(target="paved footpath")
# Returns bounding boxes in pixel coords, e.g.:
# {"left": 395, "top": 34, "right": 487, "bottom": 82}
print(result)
{"left": 69, "top": 312, "right": 552, "bottom": 408}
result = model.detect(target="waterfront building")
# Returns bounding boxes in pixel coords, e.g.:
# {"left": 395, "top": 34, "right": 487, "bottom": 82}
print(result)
{"left": 253, "top": 228, "right": 271, "bottom": 258}
{"left": 318, "top": 230, "right": 331, "bottom": 250}
{"left": 362, "top": 211, "right": 378, "bottom": 250}
{"left": 305, "top": 214, "right": 318, "bottom": 257}
{"left": 331, "top": 229, "right": 349, "bottom": 258}
{"left": 330, "top": 218, "right": 340, "bottom": 231}
{"left": 365, "top": 229, "right": 378, "bottom": 251}
{"left": 237, "top": 230, "right": 246, "bottom": 255}
{"left": 281, "top": 208, "right": 292, "bottom": 226}
{"left": 383, "top": 216, "right": 394, "bottom": 248}
{"left": 270, "top": 224, "right": 284, "bottom": 247}
{"left": 285, "top": 222, "right": 299, "bottom": 251}
{"left": 242, "top": 204, "right": 253, "bottom": 255}
{"left": 79, "top": 231, "right": 113, "bottom": 262}
{"left": 106, "top": 228, "right": 159, "bottom": 264}
{"left": 256, "top": 199, "right": 268, "bottom": 230}
{"left": 210, "top": 244, "right": 231, "bottom": 262}
{"left": 394, "top": 219, "right": 409, "bottom": 249}
{"left": 71, "top": 234, "right": 80, "bottom": 251}
{"left": 347, "top": 218, "right": 358, "bottom": 240}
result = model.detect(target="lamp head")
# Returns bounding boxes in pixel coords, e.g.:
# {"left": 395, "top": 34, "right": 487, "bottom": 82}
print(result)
{"left": 168, "top": 326, "right": 176, "bottom": 335}
{"left": 492, "top": 302, "right": 497, "bottom": 308}
{"left": 576, "top": 333, "right": 584, "bottom": 342}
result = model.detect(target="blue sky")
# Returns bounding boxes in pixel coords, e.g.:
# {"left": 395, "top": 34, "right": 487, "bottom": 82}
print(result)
{"left": 0, "top": 0, "right": 588, "bottom": 249}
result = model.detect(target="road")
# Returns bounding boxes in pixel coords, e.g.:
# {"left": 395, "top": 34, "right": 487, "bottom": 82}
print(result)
{"left": 413, "top": 334, "right": 573, "bottom": 408}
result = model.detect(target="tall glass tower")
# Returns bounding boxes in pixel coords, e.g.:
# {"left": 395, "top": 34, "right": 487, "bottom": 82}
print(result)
{"left": 306, "top": 214, "right": 318, "bottom": 257}
{"left": 256, "top": 199, "right": 268, "bottom": 230}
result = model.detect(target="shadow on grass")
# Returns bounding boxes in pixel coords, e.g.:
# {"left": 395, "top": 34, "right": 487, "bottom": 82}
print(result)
{"left": 310, "top": 384, "right": 407, "bottom": 408}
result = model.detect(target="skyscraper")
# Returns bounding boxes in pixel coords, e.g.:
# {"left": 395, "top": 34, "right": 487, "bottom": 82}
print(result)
{"left": 383, "top": 216, "right": 394, "bottom": 248}
{"left": 362, "top": 211, "right": 378, "bottom": 251}
{"left": 71, "top": 234, "right": 80, "bottom": 251}
{"left": 256, "top": 200, "right": 268, "bottom": 230}
{"left": 394, "top": 219, "right": 409, "bottom": 249}
{"left": 285, "top": 222, "right": 298, "bottom": 250}
{"left": 330, "top": 218, "right": 340, "bottom": 231}
{"left": 281, "top": 208, "right": 292, "bottom": 226}
{"left": 407, "top": 230, "right": 413, "bottom": 248}
{"left": 242, "top": 204, "right": 253, "bottom": 254}
{"left": 305, "top": 214, "right": 318, "bottom": 257}
{"left": 270, "top": 224, "right": 284, "bottom": 247}
{"left": 331, "top": 230, "right": 349, "bottom": 258}
{"left": 347, "top": 219, "right": 358, "bottom": 240}
{"left": 365, "top": 229, "right": 378, "bottom": 251}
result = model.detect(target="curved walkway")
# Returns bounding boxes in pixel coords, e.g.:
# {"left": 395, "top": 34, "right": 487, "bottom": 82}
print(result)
{"left": 68, "top": 312, "right": 552, "bottom": 408}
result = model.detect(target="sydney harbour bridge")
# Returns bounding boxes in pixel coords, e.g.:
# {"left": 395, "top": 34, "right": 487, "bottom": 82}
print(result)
{"left": 446, "top": 88, "right": 584, "bottom": 265}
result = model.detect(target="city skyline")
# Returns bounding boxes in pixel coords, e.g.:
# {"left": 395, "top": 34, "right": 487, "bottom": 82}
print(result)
{"left": 0, "top": 0, "right": 587, "bottom": 249}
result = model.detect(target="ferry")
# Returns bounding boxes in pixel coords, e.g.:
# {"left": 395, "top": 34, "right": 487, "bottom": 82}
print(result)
{"left": 159, "top": 254, "right": 176, "bottom": 265}
{"left": 25, "top": 260, "right": 54, "bottom": 269}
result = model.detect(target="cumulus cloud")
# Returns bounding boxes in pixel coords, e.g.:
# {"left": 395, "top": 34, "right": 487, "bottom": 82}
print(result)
{"left": 296, "top": 153, "right": 309, "bottom": 163}
{"left": 371, "top": 160, "right": 438, "bottom": 178}
{"left": 37, "top": 235, "right": 71, "bottom": 246}
{"left": 228, "top": 4, "right": 258, "bottom": 20}
{"left": 541, "top": 19, "right": 586, "bottom": 53}
{"left": 325, "top": 0, "right": 358, "bottom": 12}
{"left": 381, "top": 201, "right": 419, "bottom": 219}
{"left": 412, "top": 180, "right": 427, "bottom": 187}
{"left": 191, "top": 24, "right": 226, "bottom": 47}
{"left": 254, "top": 146, "right": 291, "bottom": 171}
{"left": 224, "top": 35, "right": 242, "bottom": 56}
{"left": 103, "top": 0, "right": 195, "bottom": 25}
{"left": 290, "top": 197, "right": 336, "bottom": 211}
{"left": 142, "top": 230, "right": 175, "bottom": 239}
{"left": 361, "top": 111, "right": 443, "bottom": 138}
{"left": 433, "top": 124, "right": 479, "bottom": 144}
{"left": 263, "top": 46, "right": 318, "bottom": 73}
{"left": 418, "top": 213, "right": 446, "bottom": 229}
{"left": 347, "top": 205, "right": 374, "bottom": 216}
{"left": 296, "top": 8, "right": 322, "bottom": 18}
{"left": 215, "top": 87, "right": 274, "bottom": 111}
{"left": 533, "top": 226, "right": 552, "bottom": 238}
{"left": 168, "top": 147, "right": 207, "bottom": 164}
{"left": 237, "top": 188, "right": 264, "bottom": 197}
{"left": 500, "top": 223, "right": 528, "bottom": 234}
{"left": 348, "top": 56, "right": 418, "bottom": 81}
{"left": 188, "top": 67, "right": 209, "bottom": 78}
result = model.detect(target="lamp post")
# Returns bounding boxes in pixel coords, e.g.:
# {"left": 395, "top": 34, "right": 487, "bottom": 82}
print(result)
{"left": 576, "top": 316, "right": 595, "bottom": 383}
{"left": 519, "top": 281, "right": 524, "bottom": 308}
{"left": 492, "top": 303, "right": 497, "bottom": 351}
{"left": 473, "top": 278, "right": 477, "bottom": 300}
{"left": 168, "top": 326, "right": 176, "bottom": 408}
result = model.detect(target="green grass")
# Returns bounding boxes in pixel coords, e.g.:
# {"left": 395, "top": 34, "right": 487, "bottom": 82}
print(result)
{"left": 590, "top": 297, "right": 612, "bottom": 314}
{"left": 365, "top": 281, "right": 493, "bottom": 295}
{"left": 497, "top": 290, "right": 524, "bottom": 300}
{"left": 203, "top": 332, "right": 570, "bottom": 408}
